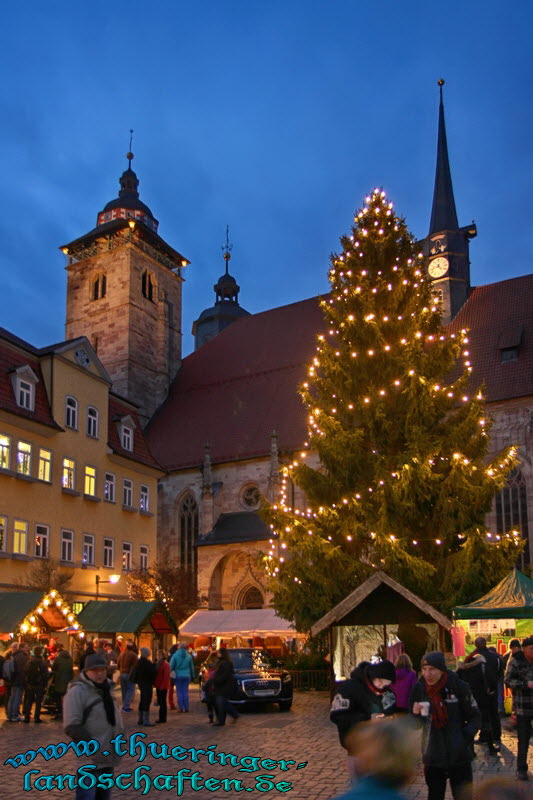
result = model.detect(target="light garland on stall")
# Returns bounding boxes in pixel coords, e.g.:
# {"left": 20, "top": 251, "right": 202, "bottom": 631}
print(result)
{"left": 17, "top": 589, "right": 84, "bottom": 641}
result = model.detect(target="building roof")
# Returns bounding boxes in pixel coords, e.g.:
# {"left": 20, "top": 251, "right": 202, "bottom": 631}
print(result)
{"left": 146, "top": 274, "right": 533, "bottom": 471}
{"left": 77, "top": 600, "right": 177, "bottom": 635}
{"left": 198, "top": 511, "right": 272, "bottom": 547}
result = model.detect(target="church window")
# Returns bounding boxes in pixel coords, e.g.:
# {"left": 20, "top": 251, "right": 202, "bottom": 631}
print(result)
{"left": 240, "top": 484, "right": 261, "bottom": 510}
{"left": 92, "top": 273, "right": 107, "bottom": 301}
{"left": 240, "top": 586, "right": 264, "bottom": 609}
{"left": 65, "top": 396, "right": 78, "bottom": 429}
{"left": 495, "top": 468, "right": 530, "bottom": 570}
{"left": 142, "top": 270, "right": 155, "bottom": 302}
{"left": 179, "top": 494, "right": 198, "bottom": 573}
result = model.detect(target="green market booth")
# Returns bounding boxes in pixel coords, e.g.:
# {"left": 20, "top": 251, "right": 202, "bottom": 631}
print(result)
{"left": 0, "top": 590, "right": 83, "bottom": 650}
{"left": 76, "top": 600, "right": 178, "bottom": 653}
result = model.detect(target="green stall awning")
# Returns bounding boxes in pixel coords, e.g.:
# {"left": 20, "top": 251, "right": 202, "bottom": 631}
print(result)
{"left": 454, "top": 569, "right": 533, "bottom": 620}
{"left": 77, "top": 600, "right": 177, "bottom": 636}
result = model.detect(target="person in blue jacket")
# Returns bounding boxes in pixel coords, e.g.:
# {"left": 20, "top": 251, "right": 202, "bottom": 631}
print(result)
{"left": 169, "top": 643, "right": 195, "bottom": 712}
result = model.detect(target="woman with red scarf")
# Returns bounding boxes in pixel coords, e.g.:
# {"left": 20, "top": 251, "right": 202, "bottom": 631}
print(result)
{"left": 410, "top": 651, "right": 480, "bottom": 800}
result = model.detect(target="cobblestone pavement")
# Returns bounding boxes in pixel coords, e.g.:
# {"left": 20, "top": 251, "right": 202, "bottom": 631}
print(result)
{"left": 0, "top": 688, "right": 521, "bottom": 800}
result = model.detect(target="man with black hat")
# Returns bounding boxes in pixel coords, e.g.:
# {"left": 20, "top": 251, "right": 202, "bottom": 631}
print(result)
{"left": 330, "top": 659, "right": 397, "bottom": 753}
{"left": 504, "top": 636, "right": 533, "bottom": 781}
{"left": 63, "top": 653, "right": 124, "bottom": 799}
{"left": 410, "top": 651, "right": 480, "bottom": 800}
{"left": 457, "top": 636, "right": 503, "bottom": 754}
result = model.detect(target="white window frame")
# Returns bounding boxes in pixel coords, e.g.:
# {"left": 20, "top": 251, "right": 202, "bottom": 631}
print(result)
{"left": 0, "top": 434, "right": 11, "bottom": 470}
{"left": 61, "top": 529, "right": 74, "bottom": 563}
{"left": 35, "top": 523, "right": 49, "bottom": 559}
{"left": 122, "top": 541, "right": 133, "bottom": 571}
{"left": 38, "top": 448, "right": 52, "bottom": 482}
{"left": 65, "top": 396, "right": 78, "bottom": 429}
{"left": 16, "top": 440, "right": 32, "bottom": 475}
{"left": 104, "top": 472, "right": 116, "bottom": 502}
{"left": 121, "top": 426, "right": 133, "bottom": 451}
{"left": 123, "top": 478, "right": 133, "bottom": 508}
{"left": 140, "top": 484, "right": 150, "bottom": 512}
{"left": 10, "top": 366, "right": 38, "bottom": 412}
{"left": 84, "top": 465, "right": 97, "bottom": 496}
{"left": 82, "top": 533, "right": 95, "bottom": 566}
{"left": 13, "top": 519, "right": 28, "bottom": 554}
{"left": 0, "top": 515, "right": 6, "bottom": 552}
{"left": 103, "top": 537, "right": 114, "bottom": 568}
{"left": 87, "top": 407, "right": 99, "bottom": 438}
{"left": 139, "top": 545, "right": 149, "bottom": 571}
{"left": 62, "top": 458, "right": 76, "bottom": 490}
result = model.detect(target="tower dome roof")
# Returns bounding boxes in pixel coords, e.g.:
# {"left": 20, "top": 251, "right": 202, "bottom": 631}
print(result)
{"left": 96, "top": 148, "right": 159, "bottom": 232}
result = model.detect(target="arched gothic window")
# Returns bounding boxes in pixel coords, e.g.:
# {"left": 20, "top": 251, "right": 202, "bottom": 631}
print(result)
{"left": 92, "top": 273, "right": 107, "bottom": 300}
{"left": 179, "top": 494, "right": 198, "bottom": 574}
{"left": 240, "top": 586, "right": 264, "bottom": 609}
{"left": 142, "top": 270, "right": 155, "bottom": 302}
{"left": 495, "top": 468, "right": 530, "bottom": 569}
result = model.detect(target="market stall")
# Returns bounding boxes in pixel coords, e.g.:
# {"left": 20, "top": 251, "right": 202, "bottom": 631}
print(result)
{"left": 178, "top": 608, "right": 306, "bottom": 653}
{"left": 0, "top": 590, "right": 83, "bottom": 650}
{"left": 76, "top": 600, "right": 177, "bottom": 652}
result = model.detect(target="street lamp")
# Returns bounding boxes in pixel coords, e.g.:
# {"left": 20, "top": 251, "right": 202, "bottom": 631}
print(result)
{"left": 95, "top": 574, "right": 121, "bottom": 598}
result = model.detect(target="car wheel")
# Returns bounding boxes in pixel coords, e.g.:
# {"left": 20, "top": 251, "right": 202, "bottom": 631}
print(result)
{"left": 278, "top": 700, "right": 292, "bottom": 711}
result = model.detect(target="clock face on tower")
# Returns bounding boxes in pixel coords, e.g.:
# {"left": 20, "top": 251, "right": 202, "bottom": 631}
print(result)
{"left": 428, "top": 256, "right": 449, "bottom": 278}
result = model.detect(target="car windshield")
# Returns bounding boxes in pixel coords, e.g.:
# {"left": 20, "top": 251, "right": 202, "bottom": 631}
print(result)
{"left": 228, "top": 650, "right": 276, "bottom": 670}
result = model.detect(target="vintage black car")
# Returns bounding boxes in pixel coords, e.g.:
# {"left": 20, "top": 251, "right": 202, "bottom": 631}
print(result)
{"left": 199, "top": 648, "right": 293, "bottom": 711}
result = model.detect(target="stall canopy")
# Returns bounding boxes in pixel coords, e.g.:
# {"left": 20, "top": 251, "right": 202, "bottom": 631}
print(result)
{"left": 453, "top": 569, "right": 533, "bottom": 620}
{"left": 0, "top": 590, "right": 82, "bottom": 640}
{"left": 310, "top": 571, "right": 452, "bottom": 637}
{"left": 178, "top": 609, "right": 305, "bottom": 638}
{"left": 77, "top": 600, "right": 177, "bottom": 636}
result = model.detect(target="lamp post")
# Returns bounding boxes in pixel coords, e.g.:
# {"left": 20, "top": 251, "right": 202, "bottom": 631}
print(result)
{"left": 95, "top": 574, "right": 121, "bottom": 598}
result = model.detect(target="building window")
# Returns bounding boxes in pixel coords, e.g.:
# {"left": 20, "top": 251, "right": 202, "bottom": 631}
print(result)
{"left": 87, "top": 407, "right": 99, "bottom": 438}
{"left": 139, "top": 545, "right": 149, "bottom": 571}
{"left": 495, "top": 468, "right": 530, "bottom": 570}
{"left": 0, "top": 435, "right": 11, "bottom": 470}
{"left": 501, "top": 347, "right": 519, "bottom": 363}
{"left": 84, "top": 465, "right": 96, "bottom": 496}
{"left": 62, "top": 458, "right": 75, "bottom": 490}
{"left": 103, "top": 538, "right": 114, "bottom": 568}
{"left": 92, "top": 273, "right": 107, "bottom": 301}
{"left": 83, "top": 534, "right": 95, "bottom": 566}
{"left": 122, "top": 542, "right": 132, "bottom": 571}
{"left": 35, "top": 524, "right": 49, "bottom": 558}
{"left": 121, "top": 426, "right": 133, "bottom": 451}
{"left": 38, "top": 448, "right": 52, "bottom": 482}
{"left": 141, "top": 270, "right": 155, "bottom": 302}
{"left": 240, "top": 484, "right": 261, "bottom": 510}
{"left": 13, "top": 519, "right": 28, "bottom": 554}
{"left": 65, "top": 397, "right": 78, "bottom": 429}
{"left": 18, "top": 379, "right": 34, "bottom": 410}
{"left": 61, "top": 530, "right": 74, "bottom": 562}
{"left": 0, "top": 516, "right": 6, "bottom": 551}
{"left": 123, "top": 479, "right": 133, "bottom": 508}
{"left": 11, "top": 367, "right": 38, "bottom": 411}
{"left": 140, "top": 484, "right": 150, "bottom": 512}
{"left": 104, "top": 472, "right": 116, "bottom": 502}
{"left": 179, "top": 493, "right": 198, "bottom": 573}
{"left": 16, "top": 441, "right": 32, "bottom": 475}
{"left": 240, "top": 586, "right": 264, "bottom": 609}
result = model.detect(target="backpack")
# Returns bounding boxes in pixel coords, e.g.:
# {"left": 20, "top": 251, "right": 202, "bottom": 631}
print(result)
{"left": 2, "top": 658, "right": 15, "bottom": 681}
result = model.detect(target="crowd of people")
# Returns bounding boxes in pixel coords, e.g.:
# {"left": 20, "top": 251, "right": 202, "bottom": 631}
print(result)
{"left": 330, "top": 636, "right": 533, "bottom": 800}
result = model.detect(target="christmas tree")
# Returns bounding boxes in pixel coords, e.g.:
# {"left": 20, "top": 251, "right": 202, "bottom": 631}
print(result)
{"left": 264, "top": 189, "right": 520, "bottom": 631}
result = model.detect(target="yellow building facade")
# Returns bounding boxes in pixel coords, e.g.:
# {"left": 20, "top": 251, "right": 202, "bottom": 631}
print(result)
{"left": 0, "top": 331, "right": 162, "bottom": 604}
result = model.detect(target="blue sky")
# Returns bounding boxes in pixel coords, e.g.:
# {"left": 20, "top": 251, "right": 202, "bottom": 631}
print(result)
{"left": 1, "top": 2, "right": 532, "bottom": 355}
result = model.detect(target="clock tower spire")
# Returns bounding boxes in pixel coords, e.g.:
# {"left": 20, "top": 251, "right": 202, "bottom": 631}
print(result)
{"left": 423, "top": 80, "right": 477, "bottom": 324}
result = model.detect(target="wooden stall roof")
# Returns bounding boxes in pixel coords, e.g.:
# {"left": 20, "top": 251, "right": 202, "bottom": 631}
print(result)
{"left": 310, "top": 571, "right": 452, "bottom": 637}
{"left": 77, "top": 601, "right": 177, "bottom": 636}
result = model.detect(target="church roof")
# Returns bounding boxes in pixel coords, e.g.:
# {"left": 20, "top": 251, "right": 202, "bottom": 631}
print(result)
{"left": 146, "top": 275, "right": 533, "bottom": 471}
{"left": 198, "top": 511, "right": 272, "bottom": 546}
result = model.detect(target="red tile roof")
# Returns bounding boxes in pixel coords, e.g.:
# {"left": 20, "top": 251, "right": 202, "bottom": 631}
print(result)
{"left": 147, "top": 275, "right": 533, "bottom": 471}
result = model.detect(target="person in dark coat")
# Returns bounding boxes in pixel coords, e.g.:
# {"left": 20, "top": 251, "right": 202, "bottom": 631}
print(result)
{"left": 131, "top": 647, "right": 157, "bottom": 726}
{"left": 330, "top": 660, "right": 397, "bottom": 749}
{"left": 504, "top": 635, "right": 533, "bottom": 781}
{"left": 23, "top": 646, "right": 50, "bottom": 723}
{"left": 51, "top": 648, "right": 74, "bottom": 719}
{"left": 212, "top": 648, "right": 239, "bottom": 726}
{"left": 410, "top": 651, "right": 480, "bottom": 800}
{"left": 7, "top": 644, "right": 29, "bottom": 721}
{"left": 457, "top": 636, "right": 502, "bottom": 753}
{"left": 79, "top": 639, "right": 95, "bottom": 671}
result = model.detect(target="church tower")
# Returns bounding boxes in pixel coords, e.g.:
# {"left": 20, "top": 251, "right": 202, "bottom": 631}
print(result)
{"left": 192, "top": 227, "right": 250, "bottom": 350}
{"left": 62, "top": 146, "right": 189, "bottom": 426}
{"left": 422, "top": 80, "right": 477, "bottom": 324}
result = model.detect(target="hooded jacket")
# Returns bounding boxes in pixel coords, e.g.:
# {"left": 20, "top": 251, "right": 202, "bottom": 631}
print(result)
{"left": 410, "top": 670, "right": 480, "bottom": 769}
{"left": 169, "top": 647, "right": 195, "bottom": 680}
{"left": 63, "top": 671, "right": 124, "bottom": 769}
{"left": 330, "top": 662, "right": 396, "bottom": 747}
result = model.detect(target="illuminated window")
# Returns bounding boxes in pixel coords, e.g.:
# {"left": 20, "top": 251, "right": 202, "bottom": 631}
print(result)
{"left": 103, "top": 538, "right": 114, "bottom": 568}
{"left": 0, "top": 516, "right": 6, "bottom": 551}
{"left": 123, "top": 479, "right": 133, "bottom": 508}
{"left": 104, "top": 472, "right": 116, "bottom": 502}
{"left": 65, "top": 397, "right": 78, "bottom": 429}
{"left": 179, "top": 493, "right": 198, "bottom": 573}
{"left": 0, "top": 435, "right": 11, "bottom": 470}
{"left": 495, "top": 468, "right": 530, "bottom": 570}
{"left": 87, "top": 407, "right": 99, "bottom": 438}
{"left": 16, "top": 441, "right": 32, "bottom": 475}
{"left": 121, "top": 426, "right": 133, "bottom": 451}
{"left": 122, "top": 542, "right": 132, "bottom": 571}
{"left": 84, "top": 465, "right": 96, "bottom": 496}
{"left": 61, "top": 530, "right": 74, "bottom": 562}
{"left": 62, "top": 458, "right": 75, "bottom": 490}
{"left": 140, "top": 545, "right": 149, "bottom": 571}
{"left": 83, "top": 534, "right": 95, "bottom": 566}
{"left": 13, "top": 519, "right": 28, "bottom": 554}
{"left": 35, "top": 524, "right": 49, "bottom": 558}
{"left": 140, "top": 484, "right": 149, "bottom": 512}
{"left": 38, "top": 449, "right": 52, "bottom": 482}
